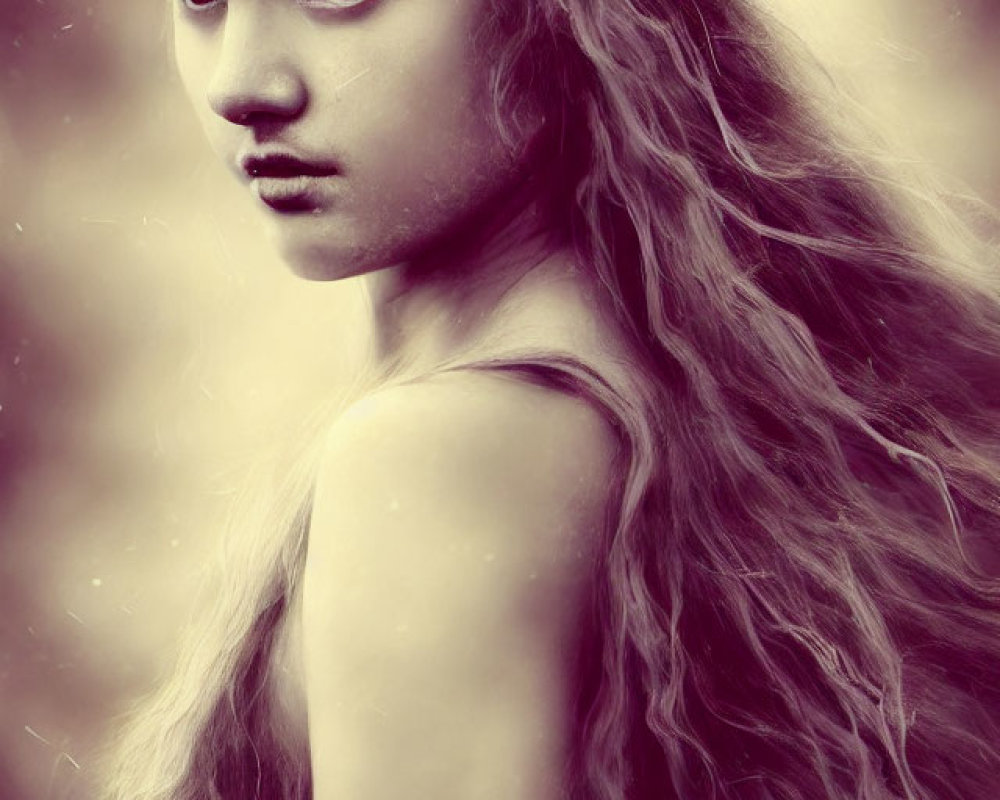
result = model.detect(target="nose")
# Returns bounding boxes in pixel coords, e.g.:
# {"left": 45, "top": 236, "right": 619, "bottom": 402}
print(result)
{"left": 206, "top": 10, "right": 307, "bottom": 126}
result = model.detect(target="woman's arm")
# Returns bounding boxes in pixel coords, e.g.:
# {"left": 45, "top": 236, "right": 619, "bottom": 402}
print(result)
{"left": 302, "top": 372, "right": 616, "bottom": 800}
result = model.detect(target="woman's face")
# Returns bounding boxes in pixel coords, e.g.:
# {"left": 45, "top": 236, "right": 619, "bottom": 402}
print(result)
{"left": 173, "top": 0, "right": 536, "bottom": 280}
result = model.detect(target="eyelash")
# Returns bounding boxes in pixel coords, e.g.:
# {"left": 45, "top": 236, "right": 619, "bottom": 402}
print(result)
{"left": 300, "top": 0, "right": 371, "bottom": 7}
{"left": 180, "top": 0, "right": 371, "bottom": 11}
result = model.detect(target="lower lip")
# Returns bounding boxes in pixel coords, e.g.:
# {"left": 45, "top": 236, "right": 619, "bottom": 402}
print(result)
{"left": 251, "top": 175, "right": 336, "bottom": 213}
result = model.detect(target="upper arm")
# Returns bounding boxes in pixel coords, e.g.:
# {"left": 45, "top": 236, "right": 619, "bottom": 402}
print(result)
{"left": 301, "top": 373, "right": 617, "bottom": 800}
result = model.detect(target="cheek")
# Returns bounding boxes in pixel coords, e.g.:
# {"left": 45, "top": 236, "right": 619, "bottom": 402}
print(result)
{"left": 338, "top": 13, "right": 524, "bottom": 247}
{"left": 366, "top": 96, "right": 514, "bottom": 213}
{"left": 173, "top": 28, "right": 223, "bottom": 145}
{"left": 172, "top": 17, "right": 211, "bottom": 111}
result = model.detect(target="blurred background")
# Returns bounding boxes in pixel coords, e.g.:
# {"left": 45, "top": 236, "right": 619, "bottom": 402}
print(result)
{"left": 0, "top": 1, "right": 997, "bottom": 798}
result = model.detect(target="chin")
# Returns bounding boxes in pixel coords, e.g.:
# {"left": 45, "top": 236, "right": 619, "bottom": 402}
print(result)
{"left": 273, "top": 232, "right": 393, "bottom": 283}
{"left": 266, "top": 200, "right": 483, "bottom": 283}
{"left": 279, "top": 246, "right": 367, "bottom": 283}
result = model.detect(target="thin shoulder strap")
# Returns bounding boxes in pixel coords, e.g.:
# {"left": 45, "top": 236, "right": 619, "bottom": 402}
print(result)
{"left": 433, "top": 351, "right": 633, "bottom": 440}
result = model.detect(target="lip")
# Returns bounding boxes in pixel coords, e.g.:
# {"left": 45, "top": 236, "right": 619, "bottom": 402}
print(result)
{"left": 239, "top": 151, "right": 341, "bottom": 213}
{"left": 240, "top": 152, "right": 340, "bottom": 179}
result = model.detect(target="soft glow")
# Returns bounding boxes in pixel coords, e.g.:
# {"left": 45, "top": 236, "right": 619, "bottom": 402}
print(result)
{"left": 0, "top": 1, "right": 996, "bottom": 797}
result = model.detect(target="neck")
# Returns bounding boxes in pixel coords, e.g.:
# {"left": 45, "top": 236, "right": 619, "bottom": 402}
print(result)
{"left": 363, "top": 191, "right": 572, "bottom": 377}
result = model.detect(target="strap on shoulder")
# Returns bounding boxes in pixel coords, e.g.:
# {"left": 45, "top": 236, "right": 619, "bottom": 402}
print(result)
{"left": 433, "top": 351, "right": 632, "bottom": 440}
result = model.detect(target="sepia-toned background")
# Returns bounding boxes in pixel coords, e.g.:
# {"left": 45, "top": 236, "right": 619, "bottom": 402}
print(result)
{"left": 0, "top": 1, "right": 997, "bottom": 798}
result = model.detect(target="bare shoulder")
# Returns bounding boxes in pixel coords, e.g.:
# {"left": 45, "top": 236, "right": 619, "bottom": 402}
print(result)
{"left": 302, "top": 370, "right": 621, "bottom": 799}
{"left": 312, "top": 367, "right": 620, "bottom": 553}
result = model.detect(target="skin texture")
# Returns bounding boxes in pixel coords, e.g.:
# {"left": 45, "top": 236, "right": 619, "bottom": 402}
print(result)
{"left": 172, "top": 0, "right": 541, "bottom": 282}
{"left": 173, "top": 2, "right": 630, "bottom": 797}
{"left": 303, "top": 372, "right": 617, "bottom": 799}
{"left": 103, "top": 3, "right": 1000, "bottom": 799}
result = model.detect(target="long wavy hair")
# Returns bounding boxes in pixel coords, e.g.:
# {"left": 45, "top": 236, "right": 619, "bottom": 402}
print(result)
{"left": 104, "top": 1, "right": 1000, "bottom": 798}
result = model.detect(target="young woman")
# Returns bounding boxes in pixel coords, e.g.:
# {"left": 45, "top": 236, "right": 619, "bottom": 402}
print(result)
{"left": 104, "top": 0, "right": 1000, "bottom": 798}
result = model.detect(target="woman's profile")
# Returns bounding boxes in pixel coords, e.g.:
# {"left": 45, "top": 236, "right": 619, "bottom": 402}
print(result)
{"left": 104, "top": 0, "right": 1000, "bottom": 798}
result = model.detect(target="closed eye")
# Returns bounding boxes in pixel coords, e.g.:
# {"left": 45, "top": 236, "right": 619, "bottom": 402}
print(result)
{"left": 301, "top": 0, "right": 372, "bottom": 7}
{"left": 180, "top": 0, "right": 373, "bottom": 10}
{"left": 180, "top": 0, "right": 224, "bottom": 10}
{"left": 299, "top": 0, "right": 381, "bottom": 22}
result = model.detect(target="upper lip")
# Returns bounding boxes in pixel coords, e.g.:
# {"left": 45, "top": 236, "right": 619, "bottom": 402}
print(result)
{"left": 240, "top": 152, "right": 340, "bottom": 179}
